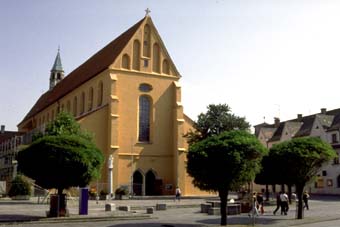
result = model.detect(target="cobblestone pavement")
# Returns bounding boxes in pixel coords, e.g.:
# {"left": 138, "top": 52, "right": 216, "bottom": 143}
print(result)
{"left": 1, "top": 195, "right": 340, "bottom": 226}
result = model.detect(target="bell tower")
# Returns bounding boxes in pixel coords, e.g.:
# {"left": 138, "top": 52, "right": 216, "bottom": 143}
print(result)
{"left": 49, "top": 48, "right": 64, "bottom": 90}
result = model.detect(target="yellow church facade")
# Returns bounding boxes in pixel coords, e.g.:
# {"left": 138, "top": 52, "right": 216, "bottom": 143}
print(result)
{"left": 18, "top": 15, "right": 207, "bottom": 196}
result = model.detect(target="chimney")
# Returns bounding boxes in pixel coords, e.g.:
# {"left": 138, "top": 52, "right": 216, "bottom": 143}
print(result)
{"left": 321, "top": 108, "right": 327, "bottom": 114}
{"left": 274, "top": 117, "right": 280, "bottom": 128}
{"left": 0, "top": 125, "right": 4, "bottom": 134}
{"left": 297, "top": 114, "right": 303, "bottom": 121}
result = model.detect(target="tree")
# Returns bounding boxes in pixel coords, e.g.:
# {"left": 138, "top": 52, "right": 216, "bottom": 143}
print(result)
{"left": 187, "top": 130, "right": 267, "bottom": 226}
{"left": 185, "top": 104, "right": 250, "bottom": 144}
{"left": 17, "top": 112, "right": 104, "bottom": 216}
{"left": 269, "top": 137, "right": 335, "bottom": 219}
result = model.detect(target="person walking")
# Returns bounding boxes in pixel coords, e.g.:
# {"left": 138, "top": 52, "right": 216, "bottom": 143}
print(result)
{"left": 273, "top": 191, "right": 282, "bottom": 215}
{"left": 303, "top": 191, "right": 310, "bottom": 210}
{"left": 280, "top": 191, "right": 289, "bottom": 215}
{"left": 257, "top": 192, "right": 264, "bottom": 214}
{"left": 175, "top": 186, "right": 181, "bottom": 201}
{"left": 248, "top": 192, "right": 259, "bottom": 217}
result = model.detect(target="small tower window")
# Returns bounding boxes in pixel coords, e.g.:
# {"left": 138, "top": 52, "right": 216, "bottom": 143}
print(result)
{"left": 143, "top": 24, "right": 151, "bottom": 57}
{"left": 80, "top": 92, "right": 85, "bottom": 114}
{"left": 66, "top": 100, "right": 71, "bottom": 113}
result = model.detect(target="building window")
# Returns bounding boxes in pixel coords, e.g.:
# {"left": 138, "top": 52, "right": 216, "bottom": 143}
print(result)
{"left": 73, "top": 96, "right": 78, "bottom": 117}
{"left": 152, "top": 43, "right": 160, "bottom": 73}
{"left": 133, "top": 40, "right": 141, "bottom": 70}
{"left": 162, "top": 59, "right": 170, "bottom": 74}
{"left": 122, "top": 54, "right": 130, "bottom": 69}
{"left": 139, "top": 83, "right": 152, "bottom": 92}
{"left": 51, "top": 109, "right": 55, "bottom": 120}
{"left": 144, "top": 59, "right": 149, "bottom": 67}
{"left": 337, "top": 175, "right": 340, "bottom": 188}
{"left": 80, "top": 92, "right": 85, "bottom": 114}
{"left": 97, "top": 81, "right": 103, "bottom": 106}
{"left": 332, "top": 133, "right": 338, "bottom": 143}
{"left": 66, "top": 100, "right": 71, "bottom": 113}
{"left": 88, "top": 87, "right": 93, "bottom": 111}
{"left": 138, "top": 95, "right": 151, "bottom": 142}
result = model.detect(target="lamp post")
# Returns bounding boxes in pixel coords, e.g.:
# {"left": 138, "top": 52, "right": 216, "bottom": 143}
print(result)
{"left": 108, "top": 155, "right": 113, "bottom": 197}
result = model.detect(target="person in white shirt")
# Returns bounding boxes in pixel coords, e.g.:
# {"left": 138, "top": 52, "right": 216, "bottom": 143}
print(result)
{"left": 280, "top": 191, "right": 289, "bottom": 215}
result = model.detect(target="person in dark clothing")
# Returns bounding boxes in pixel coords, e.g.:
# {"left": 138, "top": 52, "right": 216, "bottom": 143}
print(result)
{"left": 273, "top": 191, "right": 282, "bottom": 215}
{"left": 257, "top": 192, "right": 264, "bottom": 214}
{"left": 303, "top": 191, "right": 310, "bottom": 210}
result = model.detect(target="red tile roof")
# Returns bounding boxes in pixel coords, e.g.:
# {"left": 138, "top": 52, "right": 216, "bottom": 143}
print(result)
{"left": 19, "top": 16, "right": 146, "bottom": 127}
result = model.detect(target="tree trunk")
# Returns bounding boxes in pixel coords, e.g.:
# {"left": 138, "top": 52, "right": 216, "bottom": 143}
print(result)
{"left": 219, "top": 189, "right": 228, "bottom": 226}
{"left": 265, "top": 184, "right": 269, "bottom": 201}
{"left": 296, "top": 184, "right": 304, "bottom": 219}
{"left": 288, "top": 184, "right": 292, "bottom": 204}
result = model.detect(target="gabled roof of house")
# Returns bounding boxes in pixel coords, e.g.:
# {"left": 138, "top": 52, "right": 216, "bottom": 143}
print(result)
{"left": 268, "top": 122, "right": 285, "bottom": 142}
{"left": 19, "top": 16, "right": 146, "bottom": 126}
{"left": 293, "top": 115, "right": 316, "bottom": 138}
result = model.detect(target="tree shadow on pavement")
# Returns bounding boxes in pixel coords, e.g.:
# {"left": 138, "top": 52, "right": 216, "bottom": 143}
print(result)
{"left": 197, "top": 215, "right": 289, "bottom": 226}
{"left": 0, "top": 214, "right": 43, "bottom": 222}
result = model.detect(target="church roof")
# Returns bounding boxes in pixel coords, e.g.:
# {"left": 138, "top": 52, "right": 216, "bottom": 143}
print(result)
{"left": 19, "top": 16, "right": 146, "bottom": 127}
{"left": 51, "top": 50, "right": 64, "bottom": 72}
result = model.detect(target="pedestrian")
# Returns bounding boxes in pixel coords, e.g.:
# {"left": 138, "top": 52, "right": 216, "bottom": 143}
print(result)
{"left": 273, "top": 191, "right": 282, "bottom": 215}
{"left": 303, "top": 191, "right": 310, "bottom": 210}
{"left": 257, "top": 192, "right": 264, "bottom": 214}
{"left": 175, "top": 186, "right": 181, "bottom": 201}
{"left": 280, "top": 191, "right": 289, "bottom": 215}
{"left": 248, "top": 192, "right": 259, "bottom": 217}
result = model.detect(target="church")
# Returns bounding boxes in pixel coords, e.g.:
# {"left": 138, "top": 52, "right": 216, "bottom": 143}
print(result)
{"left": 18, "top": 14, "right": 207, "bottom": 196}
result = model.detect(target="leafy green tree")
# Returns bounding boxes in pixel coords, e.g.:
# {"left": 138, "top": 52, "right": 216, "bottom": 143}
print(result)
{"left": 17, "top": 112, "right": 104, "bottom": 216}
{"left": 270, "top": 137, "right": 335, "bottom": 219}
{"left": 185, "top": 104, "right": 250, "bottom": 144}
{"left": 8, "top": 175, "right": 31, "bottom": 197}
{"left": 187, "top": 130, "right": 267, "bottom": 226}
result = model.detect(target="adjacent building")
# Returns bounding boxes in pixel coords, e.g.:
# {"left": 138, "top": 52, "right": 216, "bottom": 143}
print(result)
{"left": 255, "top": 108, "right": 340, "bottom": 194}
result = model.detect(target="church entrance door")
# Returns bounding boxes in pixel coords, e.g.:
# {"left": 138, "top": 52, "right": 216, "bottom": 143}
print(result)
{"left": 133, "top": 171, "right": 143, "bottom": 196}
{"left": 146, "top": 170, "right": 156, "bottom": 195}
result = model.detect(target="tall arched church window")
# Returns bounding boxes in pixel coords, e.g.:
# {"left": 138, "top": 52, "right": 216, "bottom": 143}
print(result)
{"left": 88, "top": 87, "right": 93, "bottom": 111}
{"left": 162, "top": 59, "right": 170, "bottom": 75}
{"left": 73, "top": 96, "right": 78, "bottom": 117}
{"left": 138, "top": 95, "right": 151, "bottom": 142}
{"left": 80, "top": 92, "right": 85, "bottom": 114}
{"left": 133, "top": 40, "right": 141, "bottom": 70}
{"left": 66, "top": 100, "right": 71, "bottom": 113}
{"left": 97, "top": 81, "right": 103, "bottom": 106}
{"left": 122, "top": 54, "right": 130, "bottom": 69}
{"left": 152, "top": 43, "right": 160, "bottom": 73}
{"left": 143, "top": 24, "right": 151, "bottom": 57}
{"left": 47, "top": 113, "right": 50, "bottom": 122}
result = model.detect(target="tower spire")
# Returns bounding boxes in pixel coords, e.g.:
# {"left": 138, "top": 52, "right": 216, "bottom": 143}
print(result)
{"left": 49, "top": 48, "right": 64, "bottom": 90}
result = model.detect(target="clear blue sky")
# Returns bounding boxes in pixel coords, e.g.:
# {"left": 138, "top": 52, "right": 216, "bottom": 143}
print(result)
{"left": 2, "top": 0, "right": 340, "bottom": 131}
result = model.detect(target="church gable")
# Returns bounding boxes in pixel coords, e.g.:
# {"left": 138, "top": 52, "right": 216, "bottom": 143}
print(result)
{"left": 112, "top": 16, "right": 180, "bottom": 77}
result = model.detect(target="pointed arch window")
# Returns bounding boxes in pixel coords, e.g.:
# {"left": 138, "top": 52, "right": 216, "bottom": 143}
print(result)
{"left": 152, "top": 43, "right": 160, "bottom": 73}
{"left": 133, "top": 40, "right": 141, "bottom": 70}
{"left": 73, "top": 96, "right": 78, "bottom": 117}
{"left": 162, "top": 59, "right": 170, "bottom": 74}
{"left": 88, "top": 87, "right": 93, "bottom": 111}
{"left": 80, "top": 92, "right": 85, "bottom": 114}
{"left": 138, "top": 95, "right": 151, "bottom": 142}
{"left": 143, "top": 24, "right": 151, "bottom": 57}
{"left": 122, "top": 54, "right": 130, "bottom": 69}
{"left": 97, "top": 81, "right": 103, "bottom": 106}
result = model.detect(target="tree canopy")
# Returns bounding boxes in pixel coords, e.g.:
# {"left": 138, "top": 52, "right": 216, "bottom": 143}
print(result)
{"left": 185, "top": 104, "right": 250, "bottom": 144}
{"left": 269, "top": 137, "right": 335, "bottom": 219}
{"left": 187, "top": 130, "right": 267, "bottom": 225}
{"left": 18, "top": 112, "right": 104, "bottom": 195}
